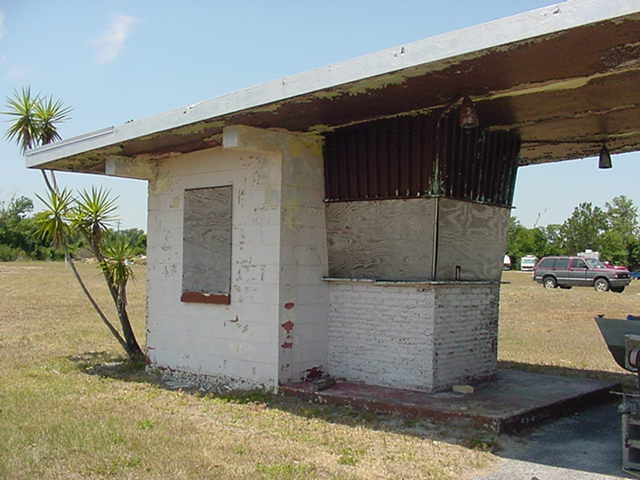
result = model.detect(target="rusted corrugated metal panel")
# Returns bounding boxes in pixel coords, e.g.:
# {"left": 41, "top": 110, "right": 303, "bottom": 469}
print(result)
{"left": 324, "top": 113, "right": 520, "bottom": 206}
{"left": 324, "top": 116, "right": 436, "bottom": 202}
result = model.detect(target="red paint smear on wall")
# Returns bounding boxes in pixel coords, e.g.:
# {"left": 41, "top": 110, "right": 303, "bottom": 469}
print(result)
{"left": 281, "top": 342, "right": 293, "bottom": 349}
{"left": 281, "top": 320, "right": 295, "bottom": 333}
{"left": 284, "top": 302, "right": 295, "bottom": 310}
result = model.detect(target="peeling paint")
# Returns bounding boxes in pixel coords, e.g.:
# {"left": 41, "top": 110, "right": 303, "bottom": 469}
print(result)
{"left": 281, "top": 320, "right": 294, "bottom": 332}
{"left": 478, "top": 65, "right": 640, "bottom": 102}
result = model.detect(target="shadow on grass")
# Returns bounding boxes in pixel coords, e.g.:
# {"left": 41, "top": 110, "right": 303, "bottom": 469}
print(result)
{"left": 67, "top": 352, "right": 632, "bottom": 478}
{"left": 66, "top": 350, "right": 498, "bottom": 451}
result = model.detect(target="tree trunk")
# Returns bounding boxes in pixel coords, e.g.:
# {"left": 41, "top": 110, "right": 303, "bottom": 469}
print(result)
{"left": 117, "top": 280, "right": 144, "bottom": 361}
{"left": 64, "top": 250, "right": 129, "bottom": 352}
{"left": 91, "top": 238, "right": 145, "bottom": 361}
{"left": 41, "top": 170, "right": 145, "bottom": 362}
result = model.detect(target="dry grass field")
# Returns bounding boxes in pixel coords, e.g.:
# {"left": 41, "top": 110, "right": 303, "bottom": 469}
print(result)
{"left": 0, "top": 262, "right": 491, "bottom": 480}
{"left": 499, "top": 270, "right": 639, "bottom": 381}
{"left": 1, "top": 262, "right": 636, "bottom": 479}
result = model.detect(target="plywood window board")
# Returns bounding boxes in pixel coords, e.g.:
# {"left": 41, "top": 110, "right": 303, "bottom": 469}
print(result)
{"left": 182, "top": 186, "right": 232, "bottom": 304}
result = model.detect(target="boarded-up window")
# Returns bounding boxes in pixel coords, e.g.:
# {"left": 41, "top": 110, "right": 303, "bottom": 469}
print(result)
{"left": 181, "top": 186, "right": 232, "bottom": 304}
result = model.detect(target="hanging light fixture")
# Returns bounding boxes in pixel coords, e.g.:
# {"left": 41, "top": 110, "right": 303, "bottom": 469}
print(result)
{"left": 458, "top": 96, "right": 479, "bottom": 129}
{"left": 599, "top": 144, "right": 612, "bottom": 169}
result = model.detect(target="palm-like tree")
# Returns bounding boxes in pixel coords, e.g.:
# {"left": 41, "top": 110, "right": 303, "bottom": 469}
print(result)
{"left": 4, "top": 88, "right": 145, "bottom": 362}
{"left": 4, "top": 87, "right": 39, "bottom": 152}
{"left": 72, "top": 187, "right": 143, "bottom": 359}
{"left": 3, "top": 87, "right": 71, "bottom": 192}
{"left": 36, "top": 189, "right": 130, "bottom": 355}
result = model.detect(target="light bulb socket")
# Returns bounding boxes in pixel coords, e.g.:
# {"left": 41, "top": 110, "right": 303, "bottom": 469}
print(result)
{"left": 599, "top": 145, "right": 612, "bottom": 169}
{"left": 459, "top": 96, "right": 479, "bottom": 129}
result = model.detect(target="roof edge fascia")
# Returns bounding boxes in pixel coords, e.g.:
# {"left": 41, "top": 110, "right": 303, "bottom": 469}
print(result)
{"left": 25, "top": 0, "right": 640, "bottom": 169}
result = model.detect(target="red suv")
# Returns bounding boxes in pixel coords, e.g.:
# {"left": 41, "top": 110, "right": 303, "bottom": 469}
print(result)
{"left": 533, "top": 256, "right": 631, "bottom": 293}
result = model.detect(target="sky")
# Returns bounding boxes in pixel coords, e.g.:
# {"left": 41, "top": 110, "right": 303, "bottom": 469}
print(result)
{"left": 0, "top": 0, "right": 637, "bottom": 230}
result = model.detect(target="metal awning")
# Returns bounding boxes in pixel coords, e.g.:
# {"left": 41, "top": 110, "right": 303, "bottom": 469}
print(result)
{"left": 25, "top": 0, "right": 640, "bottom": 174}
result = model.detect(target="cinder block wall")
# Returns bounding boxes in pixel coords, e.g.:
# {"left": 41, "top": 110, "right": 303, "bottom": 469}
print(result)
{"left": 146, "top": 147, "right": 283, "bottom": 390}
{"left": 146, "top": 127, "right": 330, "bottom": 390}
{"left": 277, "top": 134, "right": 329, "bottom": 384}
{"left": 433, "top": 285, "right": 499, "bottom": 387}
{"left": 327, "top": 282, "right": 500, "bottom": 392}
{"left": 328, "top": 283, "right": 436, "bottom": 391}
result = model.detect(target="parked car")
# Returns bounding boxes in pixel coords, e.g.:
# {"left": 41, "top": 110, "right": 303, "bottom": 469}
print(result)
{"left": 602, "top": 261, "right": 628, "bottom": 271}
{"left": 520, "top": 255, "right": 538, "bottom": 272}
{"left": 631, "top": 271, "right": 640, "bottom": 280}
{"left": 533, "top": 256, "right": 631, "bottom": 292}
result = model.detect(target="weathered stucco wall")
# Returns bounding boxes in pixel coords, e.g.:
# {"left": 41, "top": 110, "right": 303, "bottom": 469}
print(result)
{"left": 146, "top": 146, "right": 282, "bottom": 390}
{"left": 327, "top": 281, "right": 499, "bottom": 392}
{"left": 437, "top": 199, "right": 510, "bottom": 281}
{"left": 326, "top": 199, "right": 436, "bottom": 280}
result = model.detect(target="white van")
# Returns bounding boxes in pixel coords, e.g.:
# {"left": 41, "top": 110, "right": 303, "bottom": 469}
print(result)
{"left": 520, "top": 255, "right": 538, "bottom": 272}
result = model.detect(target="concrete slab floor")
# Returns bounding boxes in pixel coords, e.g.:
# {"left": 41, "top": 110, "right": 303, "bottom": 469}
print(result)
{"left": 280, "top": 369, "right": 617, "bottom": 433}
{"left": 477, "top": 402, "right": 632, "bottom": 480}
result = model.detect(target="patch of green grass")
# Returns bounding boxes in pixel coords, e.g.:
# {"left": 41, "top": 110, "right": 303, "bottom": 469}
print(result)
{"left": 256, "top": 462, "right": 316, "bottom": 479}
{"left": 337, "top": 446, "right": 366, "bottom": 466}
{"left": 464, "top": 436, "right": 500, "bottom": 453}
{"left": 136, "top": 419, "right": 154, "bottom": 430}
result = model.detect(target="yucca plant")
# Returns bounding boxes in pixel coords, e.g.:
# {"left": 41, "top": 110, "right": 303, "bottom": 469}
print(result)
{"left": 4, "top": 89, "right": 145, "bottom": 362}
{"left": 3, "top": 87, "right": 39, "bottom": 153}
{"left": 35, "top": 188, "right": 74, "bottom": 251}
{"left": 4, "top": 87, "right": 71, "bottom": 192}
{"left": 35, "top": 189, "right": 130, "bottom": 354}
{"left": 101, "top": 235, "right": 136, "bottom": 305}
{"left": 71, "top": 188, "right": 143, "bottom": 360}
{"left": 34, "top": 94, "right": 72, "bottom": 146}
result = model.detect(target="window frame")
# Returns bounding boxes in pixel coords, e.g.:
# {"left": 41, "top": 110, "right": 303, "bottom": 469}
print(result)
{"left": 180, "top": 185, "right": 233, "bottom": 305}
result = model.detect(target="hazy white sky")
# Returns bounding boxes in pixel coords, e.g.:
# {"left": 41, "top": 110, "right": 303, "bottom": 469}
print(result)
{"left": 0, "top": 0, "right": 637, "bottom": 229}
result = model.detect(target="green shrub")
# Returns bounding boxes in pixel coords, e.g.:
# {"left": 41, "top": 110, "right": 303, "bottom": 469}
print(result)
{"left": 0, "top": 243, "right": 22, "bottom": 261}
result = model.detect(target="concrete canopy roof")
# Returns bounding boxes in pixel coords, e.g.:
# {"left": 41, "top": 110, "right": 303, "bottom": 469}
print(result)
{"left": 26, "top": 0, "right": 640, "bottom": 174}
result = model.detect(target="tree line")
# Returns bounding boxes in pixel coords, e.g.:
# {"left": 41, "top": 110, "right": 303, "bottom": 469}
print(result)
{"left": 0, "top": 194, "right": 146, "bottom": 261}
{"left": 507, "top": 195, "right": 640, "bottom": 269}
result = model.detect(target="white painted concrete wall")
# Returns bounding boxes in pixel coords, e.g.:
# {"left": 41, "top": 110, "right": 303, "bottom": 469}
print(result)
{"left": 328, "top": 282, "right": 436, "bottom": 391}
{"left": 327, "top": 281, "right": 499, "bottom": 392}
{"left": 145, "top": 126, "right": 329, "bottom": 390}
{"left": 433, "top": 285, "right": 499, "bottom": 387}
{"left": 278, "top": 135, "right": 329, "bottom": 383}
{"left": 146, "top": 146, "right": 283, "bottom": 390}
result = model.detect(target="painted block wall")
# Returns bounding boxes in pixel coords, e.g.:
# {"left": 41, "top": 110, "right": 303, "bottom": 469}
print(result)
{"left": 277, "top": 135, "right": 330, "bottom": 384}
{"left": 433, "top": 285, "right": 499, "bottom": 387}
{"left": 328, "top": 282, "right": 436, "bottom": 391}
{"left": 145, "top": 126, "right": 329, "bottom": 390}
{"left": 327, "top": 282, "right": 499, "bottom": 392}
{"left": 146, "top": 146, "right": 282, "bottom": 390}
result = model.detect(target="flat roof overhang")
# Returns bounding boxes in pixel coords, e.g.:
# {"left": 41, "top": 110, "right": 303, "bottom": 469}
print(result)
{"left": 25, "top": 0, "right": 640, "bottom": 174}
